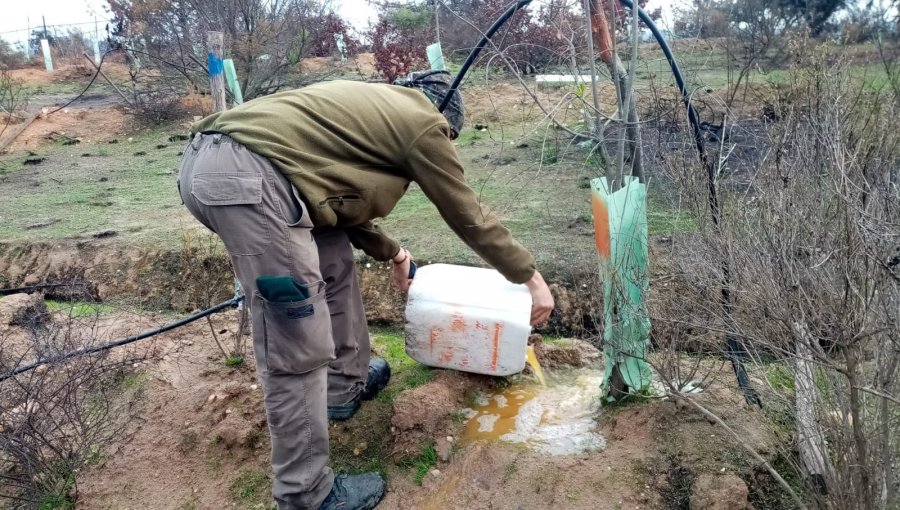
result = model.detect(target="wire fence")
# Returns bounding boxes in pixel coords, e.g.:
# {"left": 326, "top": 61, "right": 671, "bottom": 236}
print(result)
{"left": 0, "top": 18, "right": 116, "bottom": 64}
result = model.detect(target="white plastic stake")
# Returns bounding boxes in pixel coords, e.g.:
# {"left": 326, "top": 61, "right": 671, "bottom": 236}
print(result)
{"left": 40, "top": 39, "right": 53, "bottom": 72}
{"left": 93, "top": 37, "right": 101, "bottom": 66}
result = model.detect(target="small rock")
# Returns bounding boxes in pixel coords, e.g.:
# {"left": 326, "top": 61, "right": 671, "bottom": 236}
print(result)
{"left": 429, "top": 469, "right": 441, "bottom": 478}
{"left": 207, "top": 394, "right": 217, "bottom": 404}
{"left": 224, "top": 408, "right": 233, "bottom": 414}
{"left": 250, "top": 384, "right": 258, "bottom": 391}
{"left": 435, "top": 437, "right": 452, "bottom": 462}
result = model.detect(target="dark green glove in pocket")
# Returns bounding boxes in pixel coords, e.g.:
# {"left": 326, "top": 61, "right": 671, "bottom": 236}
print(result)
{"left": 256, "top": 276, "right": 312, "bottom": 302}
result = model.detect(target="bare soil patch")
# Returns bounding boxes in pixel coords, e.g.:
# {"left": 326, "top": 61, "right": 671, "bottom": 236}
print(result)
{"left": 6, "top": 107, "right": 129, "bottom": 152}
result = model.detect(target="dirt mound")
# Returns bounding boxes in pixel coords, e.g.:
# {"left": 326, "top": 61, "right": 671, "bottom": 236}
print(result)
{"left": 530, "top": 334, "right": 601, "bottom": 369}
{"left": 0, "top": 292, "right": 46, "bottom": 327}
{"left": 390, "top": 370, "right": 482, "bottom": 459}
{"left": 691, "top": 473, "right": 752, "bottom": 510}
{"left": 6, "top": 106, "right": 129, "bottom": 152}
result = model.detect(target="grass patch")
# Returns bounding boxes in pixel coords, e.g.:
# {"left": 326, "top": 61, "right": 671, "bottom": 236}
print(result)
{"left": 406, "top": 443, "right": 437, "bottom": 486}
{"left": 765, "top": 363, "right": 795, "bottom": 392}
{"left": 372, "top": 328, "right": 433, "bottom": 404}
{"left": 647, "top": 198, "right": 698, "bottom": 236}
{"left": 24, "top": 81, "right": 82, "bottom": 96}
{"left": 455, "top": 128, "right": 487, "bottom": 147}
{"left": 119, "top": 371, "right": 148, "bottom": 392}
{"left": 228, "top": 468, "right": 271, "bottom": 505}
{"left": 45, "top": 300, "right": 114, "bottom": 317}
{"left": 0, "top": 125, "right": 188, "bottom": 247}
{"left": 178, "top": 429, "right": 200, "bottom": 454}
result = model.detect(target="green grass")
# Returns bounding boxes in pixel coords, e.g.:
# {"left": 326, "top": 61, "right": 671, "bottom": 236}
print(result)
{"left": 119, "top": 371, "right": 148, "bottom": 392}
{"left": 372, "top": 328, "right": 433, "bottom": 404}
{"left": 45, "top": 300, "right": 114, "bottom": 317}
{"left": 23, "top": 81, "right": 82, "bottom": 96}
{"left": 455, "top": 127, "right": 488, "bottom": 147}
{"left": 408, "top": 443, "right": 437, "bottom": 486}
{"left": 646, "top": 198, "right": 699, "bottom": 236}
{"left": 765, "top": 363, "right": 795, "bottom": 392}
{"left": 225, "top": 355, "right": 245, "bottom": 367}
{"left": 228, "top": 468, "right": 272, "bottom": 506}
{"left": 0, "top": 125, "right": 188, "bottom": 247}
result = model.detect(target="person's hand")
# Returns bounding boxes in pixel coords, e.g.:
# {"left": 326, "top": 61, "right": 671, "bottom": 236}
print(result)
{"left": 391, "top": 248, "right": 413, "bottom": 292}
{"left": 525, "top": 270, "right": 554, "bottom": 326}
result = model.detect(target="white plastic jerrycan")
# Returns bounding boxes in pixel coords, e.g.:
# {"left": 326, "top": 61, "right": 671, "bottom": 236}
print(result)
{"left": 404, "top": 263, "right": 532, "bottom": 376}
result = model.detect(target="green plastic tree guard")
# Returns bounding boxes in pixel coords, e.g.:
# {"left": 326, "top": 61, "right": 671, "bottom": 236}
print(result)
{"left": 591, "top": 176, "right": 652, "bottom": 401}
{"left": 223, "top": 59, "right": 243, "bottom": 105}
{"left": 426, "top": 43, "right": 446, "bottom": 71}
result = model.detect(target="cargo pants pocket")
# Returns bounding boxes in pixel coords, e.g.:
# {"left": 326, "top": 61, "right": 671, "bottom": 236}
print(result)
{"left": 252, "top": 279, "right": 335, "bottom": 375}
{"left": 191, "top": 172, "right": 269, "bottom": 256}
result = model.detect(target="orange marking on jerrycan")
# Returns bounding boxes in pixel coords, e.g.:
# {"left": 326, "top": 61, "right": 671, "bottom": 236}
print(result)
{"left": 491, "top": 323, "right": 503, "bottom": 371}
{"left": 450, "top": 313, "right": 467, "bottom": 332}
{"left": 429, "top": 327, "right": 441, "bottom": 356}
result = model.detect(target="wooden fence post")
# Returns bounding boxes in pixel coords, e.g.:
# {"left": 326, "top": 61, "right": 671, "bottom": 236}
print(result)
{"left": 205, "top": 31, "right": 251, "bottom": 349}
{"left": 207, "top": 31, "right": 227, "bottom": 112}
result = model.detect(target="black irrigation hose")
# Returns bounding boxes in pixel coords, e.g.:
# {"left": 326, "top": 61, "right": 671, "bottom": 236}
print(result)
{"left": 0, "top": 295, "right": 244, "bottom": 383}
{"left": 0, "top": 282, "right": 89, "bottom": 296}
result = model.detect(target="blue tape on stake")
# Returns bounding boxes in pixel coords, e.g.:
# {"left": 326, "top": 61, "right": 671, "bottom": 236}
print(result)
{"left": 207, "top": 53, "right": 224, "bottom": 76}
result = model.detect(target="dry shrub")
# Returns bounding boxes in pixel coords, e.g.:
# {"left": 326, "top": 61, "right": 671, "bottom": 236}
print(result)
{"left": 658, "top": 43, "right": 900, "bottom": 509}
{"left": 0, "top": 308, "right": 150, "bottom": 507}
{"left": 131, "top": 87, "right": 191, "bottom": 126}
{"left": 0, "top": 69, "right": 30, "bottom": 140}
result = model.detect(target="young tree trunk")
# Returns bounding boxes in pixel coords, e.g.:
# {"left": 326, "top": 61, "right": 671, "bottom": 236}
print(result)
{"left": 792, "top": 320, "right": 832, "bottom": 496}
{"left": 588, "top": 0, "right": 644, "bottom": 186}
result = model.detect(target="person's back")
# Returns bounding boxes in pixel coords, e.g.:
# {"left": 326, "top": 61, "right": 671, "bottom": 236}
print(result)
{"left": 192, "top": 80, "right": 443, "bottom": 177}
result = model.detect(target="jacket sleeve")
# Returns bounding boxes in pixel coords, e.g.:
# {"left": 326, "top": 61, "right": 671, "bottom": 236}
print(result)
{"left": 402, "top": 124, "right": 536, "bottom": 284}
{"left": 346, "top": 221, "right": 401, "bottom": 262}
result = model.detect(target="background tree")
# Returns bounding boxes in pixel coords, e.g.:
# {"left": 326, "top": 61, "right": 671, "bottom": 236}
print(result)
{"left": 370, "top": 3, "right": 434, "bottom": 82}
{"left": 107, "top": 0, "right": 345, "bottom": 101}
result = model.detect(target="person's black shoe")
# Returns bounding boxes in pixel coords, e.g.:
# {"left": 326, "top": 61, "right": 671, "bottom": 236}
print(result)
{"left": 327, "top": 393, "right": 361, "bottom": 421}
{"left": 328, "top": 359, "right": 391, "bottom": 420}
{"left": 361, "top": 358, "right": 391, "bottom": 401}
{"left": 318, "top": 473, "right": 385, "bottom": 510}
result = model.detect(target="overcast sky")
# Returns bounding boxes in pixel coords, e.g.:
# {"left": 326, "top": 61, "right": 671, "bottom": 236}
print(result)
{"left": 0, "top": 0, "right": 676, "bottom": 46}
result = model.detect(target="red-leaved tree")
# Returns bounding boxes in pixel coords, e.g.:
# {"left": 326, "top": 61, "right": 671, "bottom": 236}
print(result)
{"left": 308, "top": 13, "right": 361, "bottom": 58}
{"left": 370, "top": 5, "right": 433, "bottom": 82}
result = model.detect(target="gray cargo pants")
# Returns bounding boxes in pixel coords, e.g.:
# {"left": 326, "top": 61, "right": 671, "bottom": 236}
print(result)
{"left": 178, "top": 133, "right": 371, "bottom": 510}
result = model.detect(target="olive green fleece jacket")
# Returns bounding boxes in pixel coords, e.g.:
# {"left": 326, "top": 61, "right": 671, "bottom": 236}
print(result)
{"left": 190, "top": 80, "right": 536, "bottom": 284}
